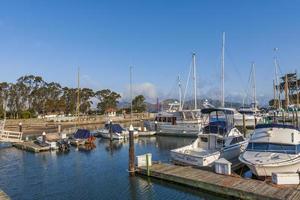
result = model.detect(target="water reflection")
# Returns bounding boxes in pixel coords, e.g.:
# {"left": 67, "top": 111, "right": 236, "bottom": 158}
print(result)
{"left": 0, "top": 135, "right": 224, "bottom": 200}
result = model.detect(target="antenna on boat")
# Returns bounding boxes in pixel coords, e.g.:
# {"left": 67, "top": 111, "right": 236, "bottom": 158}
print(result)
{"left": 192, "top": 53, "right": 197, "bottom": 110}
{"left": 221, "top": 32, "right": 225, "bottom": 107}
{"left": 178, "top": 75, "right": 182, "bottom": 111}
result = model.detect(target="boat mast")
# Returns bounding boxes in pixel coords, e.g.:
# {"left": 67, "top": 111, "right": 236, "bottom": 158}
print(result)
{"left": 284, "top": 74, "right": 289, "bottom": 109}
{"left": 273, "top": 80, "right": 277, "bottom": 108}
{"left": 251, "top": 62, "right": 257, "bottom": 109}
{"left": 76, "top": 67, "right": 80, "bottom": 126}
{"left": 192, "top": 53, "right": 197, "bottom": 110}
{"left": 274, "top": 48, "right": 281, "bottom": 110}
{"left": 296, "top": 71, "right": 299, "bottom": 109}
{"left": 130, "top": 66, "right": 133, "bottom": 125}
{"left": 221, "top": 32, "right": 225, "bottom": 107}
{"left": 178, "top": 75, "right": 182, "bottom": 111}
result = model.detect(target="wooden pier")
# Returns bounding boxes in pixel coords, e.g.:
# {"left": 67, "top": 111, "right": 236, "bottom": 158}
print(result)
{"left": 136, "top": 163, "right": 300, "bottom": 200}
{"left": 0, "top": 189, "right": 10, "bottom": 200}
{"left": 13, "top": 141, "right": 50, "bottom": 153}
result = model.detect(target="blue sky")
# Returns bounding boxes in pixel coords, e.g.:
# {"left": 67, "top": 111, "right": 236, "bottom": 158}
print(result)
{"left": 0, "top": 0, "right": 299, "bottom": 104}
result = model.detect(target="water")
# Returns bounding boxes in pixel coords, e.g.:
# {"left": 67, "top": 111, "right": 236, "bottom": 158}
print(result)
{"left": 0, "top": 135, "right": 226, "bottom": 200}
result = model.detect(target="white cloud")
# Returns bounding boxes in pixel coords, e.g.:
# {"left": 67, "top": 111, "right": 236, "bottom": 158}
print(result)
{"left": 123, "top": 82, "right": 158, "bottom": 103}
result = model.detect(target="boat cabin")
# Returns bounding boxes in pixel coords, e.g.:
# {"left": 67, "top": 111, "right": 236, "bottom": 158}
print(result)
{"left": 155, "top": 110, "right": 201, "bottom": 125}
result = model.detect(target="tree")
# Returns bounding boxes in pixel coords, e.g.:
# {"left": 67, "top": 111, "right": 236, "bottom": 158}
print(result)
{"left": 79, "top": 88, "right": 94, "bottom": 114}
{"left": 95, "top": 89, "right": 121, "bottom": 114}
{"left": 132, "top": 95, "right": 146, "bottom": 113}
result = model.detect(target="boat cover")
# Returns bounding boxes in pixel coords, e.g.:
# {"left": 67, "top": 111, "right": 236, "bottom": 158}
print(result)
{"left": 104, "top": 123, "right": 124, "bottom": 133}
{"left": 74, "top": 129, "right": 91, "bottom": 139}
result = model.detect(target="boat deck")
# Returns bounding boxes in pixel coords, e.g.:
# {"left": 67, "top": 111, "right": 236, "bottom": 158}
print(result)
{"left": 137, "top": 163, "right": 300, "bottom": 200}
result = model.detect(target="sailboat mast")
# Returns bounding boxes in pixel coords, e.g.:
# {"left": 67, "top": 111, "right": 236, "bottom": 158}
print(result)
{"left": 251, "top": 62, "right": 257, "bottom": 109}
{"left": 296, "top": 71, "right": 299, "bottom": 109}
{"left": 76, "top": 68, "right": 80, "bottom": 124}
{"left": 273, "top": 80, "right": 277, "bottom": 108}
{"left": 285, "top": 74, "right": 289, "bottom": 109}
{"left": 130, "top": 66, "right": 133, "bottom": 125}
{"left": 221, "top": 32, "right": 225, "bottom": 107}
{"left": 178, "top": 75, "right": 182, "bottom": 110}
{"left": 192, "top": 53, "right": 197, "bottom": 110}
{"left": 274, "top": 48, "right": 281, "bottom": 109}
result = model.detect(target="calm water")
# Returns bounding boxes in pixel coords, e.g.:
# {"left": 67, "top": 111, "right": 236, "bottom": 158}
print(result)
{"left": 0, "top": 133, "right": 226, "bottom": 200}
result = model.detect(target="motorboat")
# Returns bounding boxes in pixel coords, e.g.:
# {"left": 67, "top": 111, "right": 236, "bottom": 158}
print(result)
{"left": 239, "top": 124, "right": 300, "bottom": 177}
{"left": 69, "top": 129, "right": 95, "bottom": 146}
{"left": 97, "top": 123, "right": 138, "bottom": 140}
{"left": 171, "top": 108, "right": 248, "bottom": 167}
{"left": 234, "top": 107, "right": 263, "bottom": 127}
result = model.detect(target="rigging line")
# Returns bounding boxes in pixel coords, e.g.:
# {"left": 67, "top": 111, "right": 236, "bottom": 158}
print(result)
{"left": 224, "top": 45, "right": 249, "bottom": 95}
{"left": 182, "top": 60, "right": 193, "bottom": 109}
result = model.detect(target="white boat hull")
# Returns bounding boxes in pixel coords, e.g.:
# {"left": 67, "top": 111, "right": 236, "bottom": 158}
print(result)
{"left": 171, "top": 141, "right": 247, "bottom": 167}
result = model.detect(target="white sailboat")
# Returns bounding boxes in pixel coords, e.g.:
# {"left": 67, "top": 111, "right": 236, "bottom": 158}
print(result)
{"left": 171, "top": 108, "right": 248, "bottom": 167}
{"left": 149, "top": 53, "right": 203, "bottom": 137}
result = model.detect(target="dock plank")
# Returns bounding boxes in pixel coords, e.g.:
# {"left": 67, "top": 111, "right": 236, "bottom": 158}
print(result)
{"left": 137, "top": 163, "right": 300, "bottom": 200}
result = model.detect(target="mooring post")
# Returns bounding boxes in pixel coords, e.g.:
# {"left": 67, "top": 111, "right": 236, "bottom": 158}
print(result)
{"left": 109, "top": 120, "right": 113, "bottom": 141}
{"left": 254, "top": 117, "right": 257, "bottom": 128}
{"left": 146, "top": 153, "right": 150, "bottom": 176}
{"left": 292, "top": 111, "right": 295, "bottom": 126}
{"left": 18, "top": 122, "right": 22, "bottom": 133}
{"left": 58, "top": 124, "right": 61, "bottom": 134}
{"left": 42, "top": 132, "right": 46, "bottom": 143}
{"left": 140, "top": 120, "right": 144, "bottom": 132}
{"left": 129, "top": 124, "right": 135, "bottom": 175}
{"left": 282, "top": 111, "right": 285, "bottom": 125}
{"left": 154, "top": 121, "right": 158, "bottom": 132}
{"left": 242, "top": 114, "right": 246, "bottom": 137}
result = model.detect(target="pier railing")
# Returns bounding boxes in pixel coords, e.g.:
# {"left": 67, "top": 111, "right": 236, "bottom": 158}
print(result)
{"left": 0, "top": 130, "right": 23, "bottom": 143}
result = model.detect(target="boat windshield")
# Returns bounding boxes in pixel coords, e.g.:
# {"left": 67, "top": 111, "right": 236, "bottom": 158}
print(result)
{"left": 246, "top": 142, "right": 298, "bottom": 154}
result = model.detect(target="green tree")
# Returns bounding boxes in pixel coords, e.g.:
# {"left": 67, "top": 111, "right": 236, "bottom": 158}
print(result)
{"left": 132, "top": 95, "right": 147, "bottom": 113}
{"left": 95, "top": 89, "right": 121, "bottom": 114}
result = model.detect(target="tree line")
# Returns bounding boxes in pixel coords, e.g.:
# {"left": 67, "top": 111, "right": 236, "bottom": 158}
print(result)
{"left": 0, "top": 75, "right": 146, "bottom": 119}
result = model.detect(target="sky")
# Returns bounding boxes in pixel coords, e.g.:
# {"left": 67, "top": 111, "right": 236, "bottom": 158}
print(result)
{"left": 0, "top": 0, "right": 299, "bottom": 105}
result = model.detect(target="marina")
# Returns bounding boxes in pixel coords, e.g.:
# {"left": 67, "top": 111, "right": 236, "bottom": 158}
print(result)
{"left": 0, "top": 1, "right": 300, "bottom": 200}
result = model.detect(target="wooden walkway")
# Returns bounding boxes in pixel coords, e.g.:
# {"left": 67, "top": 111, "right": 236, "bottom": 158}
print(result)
{"left": 137, "top": 163, "right": 300, "bottom": 200}
{"left": 13, "top": 141, "right": 50, "bottom": 153}
{"left": 0, "top": 189, "right": 10, "bottom": 200}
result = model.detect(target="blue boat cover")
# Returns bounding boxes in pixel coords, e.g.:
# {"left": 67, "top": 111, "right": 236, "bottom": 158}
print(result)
{"left": 74, "top": 129, "right": 91, "bottom": 139}
{"left": 104, "top": 123, "right": 124, "bottom": 133}
{"left": 255, "top": 123, "right": 299, "bottom": 131}
{"left": 204, "top": 120, "right": 227, "bottom": 135}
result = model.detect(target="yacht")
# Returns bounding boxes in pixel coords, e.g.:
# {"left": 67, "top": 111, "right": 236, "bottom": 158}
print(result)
{"left": 171, "top": 108, "right": 248, "bottom": 167}
{"left": 239, "top": 124, "right": 300, "bottom": 177}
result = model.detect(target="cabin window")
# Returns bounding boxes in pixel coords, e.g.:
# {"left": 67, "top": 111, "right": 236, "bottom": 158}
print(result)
{"left": 247, "top": 142, "right": 297, "bottom": 154}
{"left": 200, "top": 137, "right": 208, "bottom": 142}
{"left": 230, "top": 136, "right": 244, "bottom": 145}
{"left": 217, "top": 139, "right": 223, "bottom": 145}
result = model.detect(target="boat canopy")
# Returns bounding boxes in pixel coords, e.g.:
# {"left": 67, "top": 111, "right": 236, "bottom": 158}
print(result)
{"left": 74, "top": 129, "right": 91, "bottom": 139}
{"left": 201, "top": 108, "right": 235, "bottom": 115}
{"left": 105, "top": 123, "right": 124, "bottom": 133}
{"left": 203, "top": 121, "right": 227, "bottom": 135}
{"left": 255, "top": 124, "right": 299, "bottom": 131}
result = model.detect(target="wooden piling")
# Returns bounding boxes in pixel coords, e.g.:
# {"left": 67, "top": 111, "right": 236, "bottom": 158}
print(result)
{"left": 242, "top": 114, "right": 246, "bottom": 137}
{"left": 18, "top": 122, "right": 22, "bottom": 133}
{"left": 140, "top": 120, "right": 144, "bottom": 132}
{"left": 296, "top": 111, "right": 299, "bottom": 128}
{"left": 154, "top": 121, "right": 158, "bottom": 132}
{"left": 128, "top": 125, "right": 135, "bottom": 175}
{"left": 109, "top": 120, "right": 113, "bottom": 141}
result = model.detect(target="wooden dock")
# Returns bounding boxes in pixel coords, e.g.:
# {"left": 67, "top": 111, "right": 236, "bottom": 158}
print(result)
{"left": 0, "top": 189, "right": 10, "bottom": 200}
{"left": 13, "top": 141, "right": 50, "bottom": 153}
{"left": 136, "top": 163, "right": 300, "bottom": 200}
